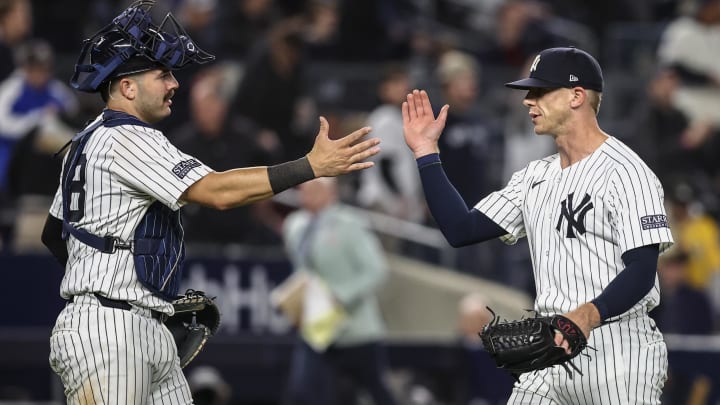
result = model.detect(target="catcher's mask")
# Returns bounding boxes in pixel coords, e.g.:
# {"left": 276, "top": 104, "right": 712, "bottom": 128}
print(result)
{"left": 70, "top": 0, "right": 215, "bottom": 92}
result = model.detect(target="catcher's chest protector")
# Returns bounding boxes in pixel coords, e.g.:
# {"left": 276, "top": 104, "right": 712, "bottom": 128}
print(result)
{"left": 132, "top": 201, "right": 185, "bottom": 300}
{"left": 61, "top": 113, "right": 185, "bottom": 302}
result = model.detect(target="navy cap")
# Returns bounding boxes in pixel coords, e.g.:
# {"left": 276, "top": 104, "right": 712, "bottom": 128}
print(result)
{"left": 505, "top": 47, "right": 603, "bottom": 92}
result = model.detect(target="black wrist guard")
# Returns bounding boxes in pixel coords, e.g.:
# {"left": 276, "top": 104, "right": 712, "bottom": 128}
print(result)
{"left": 267, "top": 156, "right": 316, "bottom": 194}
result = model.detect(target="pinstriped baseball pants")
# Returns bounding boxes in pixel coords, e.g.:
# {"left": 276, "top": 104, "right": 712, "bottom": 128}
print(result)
{"left": 508, "top": 314, "right": 667, "bottom": 405}
{"left": 49, "top": 295, "right": 193, "bottom": 404}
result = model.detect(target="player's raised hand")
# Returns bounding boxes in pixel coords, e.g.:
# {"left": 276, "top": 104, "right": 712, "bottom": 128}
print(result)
{"left": 306, "top": 116, "right": 380, "bottom": 177}
{"left": 402, "top": 89, "right": 449, "bottom": 158}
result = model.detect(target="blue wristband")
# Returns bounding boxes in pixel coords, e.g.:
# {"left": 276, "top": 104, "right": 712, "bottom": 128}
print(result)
{"left": 417, "top": 153, "right": 441, "bottom": 169}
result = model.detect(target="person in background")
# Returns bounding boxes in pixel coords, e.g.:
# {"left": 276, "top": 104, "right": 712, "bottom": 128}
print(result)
{"left": 229, "top": 18, "right": 312, "bottom": 162}
{"left": 650, "top": 247, "right": 715, "bottom": 405}
{"left": 0, "top": 0, "right": 32, "bottom": 82}
{"left": 170, "top": 63, "right": 285, "bottom": 245}
{"left": 0, "top": 38, "right": 77, "bottom": 252}
{"left": 282, "top": 177, "right": 398, "bottom": 405}
{"left": 456, "top": 292, "right": 514, "bottom": 405}
{"left": 356, "top": 63, "right": 426, "bottom": 224}
{"left": 433, "top": 49, "right": 506, "bottom": 279}
{"left": 0, "top": 39, "right": 77, "bottom": 192}
{"left": 188, "top": 365, "right": 232, "bottom": 405}
{"left": 623, "top": 69, "right": 695, "bottom": 183}
{"left": 665, "top": 182, "right": 720, "bottom": 325}
{"left": 656, "top": 0, "right": 720, "bottom": 157}
{"left": 155, "top": 0, "right": 220, "bottom": 134}
{"left": 215, "top": 0, "right": 281, "bottom": 61}
{"left": 650, "top": 247, "right": 714, "bottom": 334}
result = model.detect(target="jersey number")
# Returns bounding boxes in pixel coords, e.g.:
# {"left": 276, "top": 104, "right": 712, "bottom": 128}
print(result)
{"left": 68, "top": 154, "right": 87, "bottom": 222}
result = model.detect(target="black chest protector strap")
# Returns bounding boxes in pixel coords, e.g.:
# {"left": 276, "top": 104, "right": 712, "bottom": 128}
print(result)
{"left": 61, "top": 119, "right": 107, "bottom": 247}
{"left": 59, "top": 114, "right": 185, "bottom": 300}
{"left": 60, "top": 118, "right": 132, "bottom": 253}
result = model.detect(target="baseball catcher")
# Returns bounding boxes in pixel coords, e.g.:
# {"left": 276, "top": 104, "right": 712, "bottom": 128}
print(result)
{"left": 480, "top": 308, "right": 589, "bottom": 377}
{"left": 164, "top": 290, "right": 221, "bottom": 368}
{"left": 42, "top": 0, "right": 381, "bottom": 400}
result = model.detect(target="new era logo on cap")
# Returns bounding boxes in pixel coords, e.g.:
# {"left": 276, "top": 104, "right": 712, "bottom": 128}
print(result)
{"left": 505, "top": 47, "right": 603, "bottom": 92}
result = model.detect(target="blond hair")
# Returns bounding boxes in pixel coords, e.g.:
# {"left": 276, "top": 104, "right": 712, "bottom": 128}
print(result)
{"left": 436, "top": 50, "right": 480, "bottom": 84}
{"left": 586, "top": 90, "right": 602, "bottom": 115}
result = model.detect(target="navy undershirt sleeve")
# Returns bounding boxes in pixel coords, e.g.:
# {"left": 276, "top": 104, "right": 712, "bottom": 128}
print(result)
{"left": 417, "top": 153, "right": 506, "bottom": 247}
{"left": 591, "top": 244, "right": 660, "bottom": 321}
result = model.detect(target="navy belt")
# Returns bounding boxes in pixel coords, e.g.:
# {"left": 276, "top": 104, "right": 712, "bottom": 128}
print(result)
{"left": 69, "top": 293, "right": 167, "bottom": 322}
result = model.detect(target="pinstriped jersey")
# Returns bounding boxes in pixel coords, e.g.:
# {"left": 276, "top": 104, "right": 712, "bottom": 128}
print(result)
{"left": 49, "top": 111, "right": 213, "bottom": 313}
{"left": 475, "top": 136, "right": 673, "bottom": 318}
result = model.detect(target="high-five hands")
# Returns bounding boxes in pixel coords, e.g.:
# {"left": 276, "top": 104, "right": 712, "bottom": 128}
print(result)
{"left": 306, "top": 116, "right": 380, "bottom": 177}
{"left": 401, "top": 89, "right": 449, "bottom": 158}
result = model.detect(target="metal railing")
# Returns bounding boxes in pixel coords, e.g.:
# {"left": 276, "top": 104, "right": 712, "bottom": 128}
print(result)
{"left": 269, "top": 189, "right": 459, "bottom": 268}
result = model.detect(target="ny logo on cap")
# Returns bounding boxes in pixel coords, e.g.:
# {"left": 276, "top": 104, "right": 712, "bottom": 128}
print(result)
{"left": 530, "top": 55, "right": 541, "bottom": 72}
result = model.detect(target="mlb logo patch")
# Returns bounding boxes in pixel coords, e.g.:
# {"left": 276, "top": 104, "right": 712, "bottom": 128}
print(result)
{"left": 172, "top": 159, "right": 201, "bottom": 179}
{"left": 640, "top": 215, "right": 668, "bottom": 230}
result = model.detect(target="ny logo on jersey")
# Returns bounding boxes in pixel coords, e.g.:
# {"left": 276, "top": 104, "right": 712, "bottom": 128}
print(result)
{"left": 556, "top": 192, "right": 594, "bottom": 238}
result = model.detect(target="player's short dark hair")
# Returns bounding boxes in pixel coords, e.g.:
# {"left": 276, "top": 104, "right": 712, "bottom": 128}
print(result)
{"left": 99, "top": 70, "right": 144, "bottom": 103}
{"left": 99, "top": 80, "right": 113, "bottom": 104}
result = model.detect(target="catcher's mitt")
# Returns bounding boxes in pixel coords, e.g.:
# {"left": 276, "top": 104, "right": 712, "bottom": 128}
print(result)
{"left": 164, "top": 289, "right": 221, "bottom": 368}
{"left": 480, "top": 308, "right": 588, "bottom": 377}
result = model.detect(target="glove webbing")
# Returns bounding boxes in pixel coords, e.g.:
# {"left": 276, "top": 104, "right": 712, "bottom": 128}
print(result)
{"left": 484, "top": 307, "right": 595, "bottom": 379}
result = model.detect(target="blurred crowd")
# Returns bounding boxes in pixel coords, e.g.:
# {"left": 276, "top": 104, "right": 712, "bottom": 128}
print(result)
{"left": 1, "top": 0, "right": 720, "bottom": 336}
